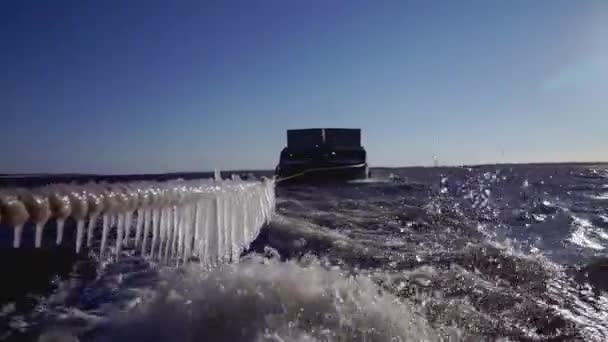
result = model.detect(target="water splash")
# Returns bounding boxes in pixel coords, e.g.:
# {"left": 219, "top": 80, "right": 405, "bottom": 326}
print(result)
{"left": 91, "top": 255, "right": 440, "bottom": 342}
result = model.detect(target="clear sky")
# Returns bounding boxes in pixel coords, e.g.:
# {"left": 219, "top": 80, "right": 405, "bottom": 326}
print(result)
{"left": 1, "top": 0, "right": 606, "bottom": 174}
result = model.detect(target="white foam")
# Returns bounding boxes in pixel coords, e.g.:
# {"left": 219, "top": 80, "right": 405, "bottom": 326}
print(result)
{"left": 569, "top": 228, "right": 604, "bottom": 251}
{"left": 588, "top": 193, "right": 608, "bottom": 200}
{"left": 568, "top": 216, "right": 606, "bottom": 251}
{"left": 545, "top": 278, "right": 608, "bottom": 341}
{"left": 572, "top": 216, "right": 593, "bottom": 228}
{"left": 93, "top": 255, "right": 439, "bottom": 341}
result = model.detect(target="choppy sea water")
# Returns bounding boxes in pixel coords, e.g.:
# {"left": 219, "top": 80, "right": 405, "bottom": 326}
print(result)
{"left": 2, "top": 164, "right": 608, "bottom": 341}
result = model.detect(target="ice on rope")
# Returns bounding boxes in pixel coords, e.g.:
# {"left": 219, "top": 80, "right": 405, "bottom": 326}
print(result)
{"left": 0, "top": 176, "right": 275, "bottom": 266}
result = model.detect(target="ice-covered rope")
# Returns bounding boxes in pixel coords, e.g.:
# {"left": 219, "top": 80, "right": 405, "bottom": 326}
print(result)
{"left": 0, "top": 176, "right": 275, "bottom": 266}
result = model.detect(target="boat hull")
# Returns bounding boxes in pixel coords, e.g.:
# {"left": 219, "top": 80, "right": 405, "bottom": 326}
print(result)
{"left": 276, "top": 163, "right": 369, "bottom": 183}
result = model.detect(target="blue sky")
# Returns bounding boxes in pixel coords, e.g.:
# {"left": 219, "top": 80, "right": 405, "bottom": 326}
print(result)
{"left": 1, "top": 0, "right": 606, "bottom": 173}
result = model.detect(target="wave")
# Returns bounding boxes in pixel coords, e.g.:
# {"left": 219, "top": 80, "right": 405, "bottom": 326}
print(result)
{"left": 85, "top": 254, "right": 439, "bottom": 342}
{"left": 568, "top": 216, "right": 608, "bottom": 251}
{"left": 587, "top": 193, "right": 608, "bottom": 200}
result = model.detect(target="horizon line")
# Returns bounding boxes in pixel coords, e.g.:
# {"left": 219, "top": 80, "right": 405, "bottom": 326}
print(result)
{"left": 1, "top": 160, "right": 607, "bottom": 178}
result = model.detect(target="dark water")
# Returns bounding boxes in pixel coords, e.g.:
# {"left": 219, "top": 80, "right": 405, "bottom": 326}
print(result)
{"left": 2, "top": 164, "right": 608, "bottom": 341}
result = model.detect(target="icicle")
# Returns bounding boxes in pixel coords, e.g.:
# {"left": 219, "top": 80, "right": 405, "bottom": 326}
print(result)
{"left": 198, "top": 201, "right": 205, "bottom": 265}
{"left": 183, "top": 204, "right": 194, "bottom": 263}
{"left": 141, "top": 209, "right": 152, "bottom": 256}
{"left": 157, "top": 208, "right": 166, "bottom": 260}
{"left": 68, "top": 191, "right": 88, "bottom": 253}
{"left": 163, "top": 207, "right": 170, "bottom": 260}
{"left": 184, "top": 204, "right": 193, "bottom": 263}
{"left": 170, "top": 206, "right": 179, "bottom": 261}
{"left": 163, "top": 207, "right": 173, "bottom": 262}
{"left": 256, "top": 195, "right": 263, "bottom": 228}
{"left": 87, "top": 214, "right": 98, "bottom": 248}
{"left": 225, "top": 194, "right": 233, "bottom": 262}
{"left": 177, "top": 205, "right": 185, "bottom": 264}
{"left": 100, "top": 214, "right": 110, "bottom": 258}
{"left": 150, "top": 209, "right": 159, "bottom": 258}
{"left": 86, "top": 192, "right": 103, "bottom": 248}
{"left": 153, "top": 208, "right": 164, "bottom": 257}
{"left": 170, "top": 207, "right": 178, "bottom": 262}
{"left": 263, "top": 187, "right": 271, "bottom": 222}
{"left": 134, "top": 209, "right": 144, "bottom": 248}
{"left": 262, "top": 184, "right": 271, "bottom": 223}
{"left": 223, "top": 195, "right": 231, "bottom": 262}
{"left": 116, "top": 213, "right": 124, "bottom": 256}
{"left": 235, "top": 199, "right": 247, "bottom": 252}
{"left": 75, "top": 219, "right": 85, "bottom": 253}
{"left": 192, "top": 202, "right": 201, "bottom": 259}
{"left": 35, "top": 223, "right": 44, "bottom": 247}
{"left": 167, "top": 207, "right": 174, "bottom": 262}
{"left": 49, "top": 192, "right": 71, "bottom": 245}
{"left": 181, "top": 205, "right": 188, "bottom": 263}
{"left": 206, "top": 199, "right": 214, "bottom": 265}
{"left": 23, "top": 193, "right": 51, "bottom": 248}
{"left": 237, "top": 195, "right": 244, "bottom": 257}
{"left": 56, "top": 219, "right": 65, "bottom": 245}
{"left": 233, "top": 196, "right": 241, "bottom": 262}
{"left": 13, "top": 225, "right": 23, "bottom": 248}
{"left": 194, "top": 207, "right": 202, "bottom": 263}
{"left": 176, "top": 206, "right": 185, "bottom": 264}
{"left": 123, "top": 211, "right": 133, "bottom": 246}
{"left": 216, "top": 196, "right": 223, "bottom": 263}
{"left": 243, "top": 197, "right": 249, "bottom": 247}
{"left": 160, "top": 208, "right": 168, "bottom": 261}
{"left": 169, "top": 206, "right": 177, "bottom": 261}
{"left": 203, "top": 198, "right": 215, "bottom": 266}
{"left": 229, "top": 195, "right": 238, "bottom": 262}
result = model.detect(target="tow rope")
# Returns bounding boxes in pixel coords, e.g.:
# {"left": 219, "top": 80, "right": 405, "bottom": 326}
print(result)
{"left": 275, "top": 163, "right": 367, "bottom": 183}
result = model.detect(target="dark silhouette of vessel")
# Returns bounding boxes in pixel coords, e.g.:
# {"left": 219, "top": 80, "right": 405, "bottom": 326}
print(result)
{"left": 275, "top": 128, "right": 368, "bottom": 182}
